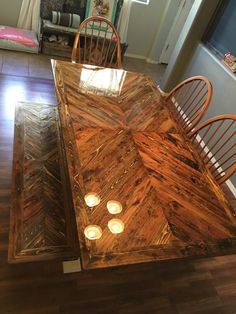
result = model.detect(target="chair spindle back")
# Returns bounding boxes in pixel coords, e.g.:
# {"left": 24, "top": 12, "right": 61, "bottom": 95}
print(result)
{"left": 164, "top": 76, "right": 212, "bottom": 134}
{"left": 72, "top": 16, "right": 122, "bottom": 68}
{"left": 190, "top": 115, "right": 236, "bottom": 184}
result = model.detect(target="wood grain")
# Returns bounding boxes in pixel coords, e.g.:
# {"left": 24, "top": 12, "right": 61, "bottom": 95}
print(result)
{"left": 51, "top": 60, "right": 236, "bottom": 270}
{"left": 9, "top": 101, "right": 78, "bottom": 262}
{"left": 1, "top": 72, "right": 236, "bottom": 313}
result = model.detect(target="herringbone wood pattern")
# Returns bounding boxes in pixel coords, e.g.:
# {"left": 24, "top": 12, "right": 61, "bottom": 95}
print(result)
{"left": 1, "top": 74, "right": 236, "bottom": 313}
{"left": 9, "top": 101, "right": 78, "bottom": 262}
{"left": 52, "top": 61, "right": 236, "bottom": 270}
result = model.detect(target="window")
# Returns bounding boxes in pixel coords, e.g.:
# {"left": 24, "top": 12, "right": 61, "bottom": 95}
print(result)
{"left": 204, "top": 0, "right": 236, "bottom": 57}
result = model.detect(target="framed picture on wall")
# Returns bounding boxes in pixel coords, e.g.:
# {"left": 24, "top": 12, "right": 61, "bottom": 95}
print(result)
{"left": 85, "top": 0, "right": 118, "bottom": 24}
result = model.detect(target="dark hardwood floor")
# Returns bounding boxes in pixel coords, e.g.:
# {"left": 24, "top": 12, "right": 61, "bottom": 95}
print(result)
{"left": 1, "top": 73, "right": 236, "bottom": 313}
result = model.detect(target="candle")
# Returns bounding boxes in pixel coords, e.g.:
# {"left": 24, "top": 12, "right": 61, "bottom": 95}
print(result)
{"left": 84, "top": 225, "right": 102, "bottom": 240}
{"left": 106, "top": 200, "right": 123, "bottom": 214}
{"left": 108, "top": 219, "right": 124, "bottom": 234}
{"left": 84, "top": 192, "right": 101, "bottom": 207}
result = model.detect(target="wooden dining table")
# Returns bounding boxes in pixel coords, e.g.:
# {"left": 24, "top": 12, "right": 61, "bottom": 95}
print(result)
{"left": 51, "top": 60, "right": 236, "bottom": 270}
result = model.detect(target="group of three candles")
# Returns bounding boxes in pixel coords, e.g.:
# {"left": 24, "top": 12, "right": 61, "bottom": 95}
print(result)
{"left": 84, "top": 193, "right": 125, "bottom": 240}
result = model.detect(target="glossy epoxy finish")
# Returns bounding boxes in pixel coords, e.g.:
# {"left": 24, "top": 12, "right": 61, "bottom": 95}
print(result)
{"left": 52, "top": 60, "right": 236, "bottom": 269}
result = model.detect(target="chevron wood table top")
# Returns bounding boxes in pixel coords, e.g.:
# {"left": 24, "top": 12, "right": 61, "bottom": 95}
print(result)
{"left": 52, "top": 60, "right": 236, "bottom": 270}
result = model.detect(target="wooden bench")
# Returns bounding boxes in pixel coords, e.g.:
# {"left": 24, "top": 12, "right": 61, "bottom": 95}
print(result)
{"left": 8, "top": 101, "right": 79, "bottom": 263}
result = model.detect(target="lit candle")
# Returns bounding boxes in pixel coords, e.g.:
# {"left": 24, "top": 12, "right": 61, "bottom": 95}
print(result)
{"left": 84, "top": 192, "right": 101, "bottom": 207}
{"left": 84, "top": 225, "right": 102, "bottom": 240}
{"left": 108, "top": 219, "right": 124, "bottom": 234}
{"left": 106, "top": 200, "right": 123, "bottom": 214}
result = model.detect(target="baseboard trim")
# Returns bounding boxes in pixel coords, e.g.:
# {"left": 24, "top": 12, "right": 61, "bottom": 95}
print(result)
{"left": 146, "top": 58, "right": 159, "bottom": 64}
{"left": 125, "top": 53, "right": 158, "bottom": 64}
{"left": 125, "top": 53, "right": 146, "bottom": 60}
{"left": 226, "top": 180, "right": 236, "bottom": 198}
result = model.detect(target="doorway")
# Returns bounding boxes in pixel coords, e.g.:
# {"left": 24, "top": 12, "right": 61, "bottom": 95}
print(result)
{"left": 159, "top": 0, "right": 194, "bottom": 64}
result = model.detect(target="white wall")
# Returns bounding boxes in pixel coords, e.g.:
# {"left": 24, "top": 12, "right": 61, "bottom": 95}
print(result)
{"left": 0, "top": 0, "right": 23, "bottom": 26}
{"left": 148, "top": 0, "right": 181, "bottom": 63}
{"left": 0, "top": 0, "right": 168, "bottom": 62}
{"left": 126, "top": 0, "right": 167, "bottom": 60}
{"left": 183, "top": 44, "right": 236, "bottom": 118}
{"left": 183, "top": 43, "right": 236, "bottom": 186}
{"left": 161, "top": 0, "right": 211, "bottom": 91}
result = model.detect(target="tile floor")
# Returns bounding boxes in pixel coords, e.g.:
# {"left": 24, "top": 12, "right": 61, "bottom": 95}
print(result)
{"left": 0, "top": 50, "right": 54, "bottom": 79}
{"left": 0, "top": 49, "right": 166, "bottom": 83}
{"left": 123, "top": 56, "right": 167, "bottom": 84}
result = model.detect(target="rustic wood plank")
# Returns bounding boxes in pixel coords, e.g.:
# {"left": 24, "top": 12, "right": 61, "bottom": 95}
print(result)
{"left": 1, "top": 72, "right": 236, "bottom": 314}
{"left": 9, "top": 101, "right": 79, "bottom": 262}
{"left": 51, "top": 60, "right": 236, "bottom": 270}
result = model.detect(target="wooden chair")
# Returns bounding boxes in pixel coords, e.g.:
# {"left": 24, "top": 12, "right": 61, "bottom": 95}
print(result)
{"left": 71, "top": 16, "right": 122, "bottom": 68}
{"left": 163, "top": 76, "right": 212, "bottom": 134}
{"left": 190, "top": 115, "right": 236, "bottom": 185}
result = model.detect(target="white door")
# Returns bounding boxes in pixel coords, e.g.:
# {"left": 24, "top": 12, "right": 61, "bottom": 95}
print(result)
{"left": 159, "top": 0, "right": 194, "bottom": 64}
